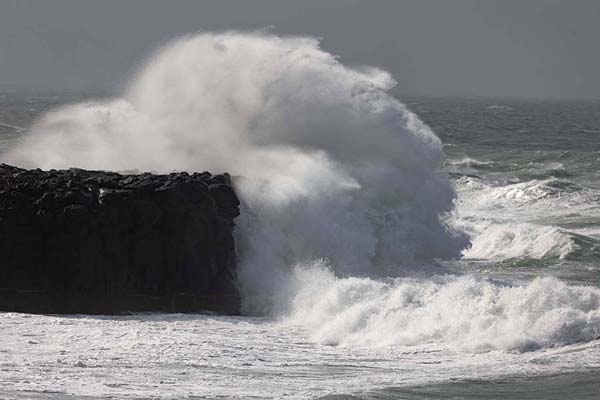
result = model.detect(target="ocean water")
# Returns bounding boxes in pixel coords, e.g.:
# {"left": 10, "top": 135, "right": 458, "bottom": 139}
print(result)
{"left": 1, "top": 33, "right": 600, "bottom": 399}
{"left": 1, "top": 93, "right": 599, "bottom": 400}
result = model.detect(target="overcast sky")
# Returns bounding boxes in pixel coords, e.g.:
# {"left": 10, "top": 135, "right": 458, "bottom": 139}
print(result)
{"left": 1, "top": 0, "right": 599, "bottom": 99}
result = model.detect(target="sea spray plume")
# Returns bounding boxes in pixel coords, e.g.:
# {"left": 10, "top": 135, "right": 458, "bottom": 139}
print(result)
{"left": 5, "top": 32, "right": 468, "bottom": 314}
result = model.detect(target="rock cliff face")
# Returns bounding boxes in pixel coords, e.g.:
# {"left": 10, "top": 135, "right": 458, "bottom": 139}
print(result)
{"left": 0, "top": 164, "right": 240, "bottom": 315}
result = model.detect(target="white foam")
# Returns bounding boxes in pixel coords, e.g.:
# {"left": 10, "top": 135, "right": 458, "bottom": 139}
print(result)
{"left": 486, "top": 105, "right": 513, "bottom": 111}
{"left": 1, "top": 311, "right": 598, "bottom": 399}
{"left": 448, "top": 157, "right": 493, "bottom": 168}
{"left": 448, "top": 177, "right": 600, "bottom": 260}
{"left": 284, "top": 263, "right": 600, "bottom": 352}
{"left": 454, "top": 177, "right": 600, "bottom": 216}
{"left": 456, "top": 219, "right": 574, "bottom": 260}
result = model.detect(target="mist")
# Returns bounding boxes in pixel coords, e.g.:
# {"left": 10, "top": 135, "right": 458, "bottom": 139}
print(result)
{"left": 1, "top": 0, "right": 599, "bottom": 99}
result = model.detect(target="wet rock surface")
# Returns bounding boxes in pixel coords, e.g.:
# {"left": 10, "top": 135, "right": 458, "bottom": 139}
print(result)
{"left": 0, "top": 164, "right": 240, "bottom": 314}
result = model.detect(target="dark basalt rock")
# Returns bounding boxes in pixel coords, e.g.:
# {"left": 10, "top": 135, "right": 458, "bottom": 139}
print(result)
{"left": 0, "top": 164, "right": 241, "bottom": 315}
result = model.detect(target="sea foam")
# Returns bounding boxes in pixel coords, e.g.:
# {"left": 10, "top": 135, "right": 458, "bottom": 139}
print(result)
{"left": 284, "top": 263, "right": 600, "bottom": 352}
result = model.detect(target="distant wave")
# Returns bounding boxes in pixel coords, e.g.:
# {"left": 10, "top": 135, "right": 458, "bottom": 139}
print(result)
{"left": 486, "top": 104, "right": 513, "bottom": 111}
{"left": 0, "top": 121, "right": 26, "bottom": 133}
{"left": 447, "top": 157, "right": 494, "bottom": 169}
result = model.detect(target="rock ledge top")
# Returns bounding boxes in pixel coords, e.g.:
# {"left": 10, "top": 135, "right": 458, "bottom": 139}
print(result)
{"left": 0, "top": 164, "right": 241, "bottom": 315}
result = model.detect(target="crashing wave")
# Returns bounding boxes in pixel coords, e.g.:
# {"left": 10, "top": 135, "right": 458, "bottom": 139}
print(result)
{"left": 5, "top": 32, "right": 468, "bottom": 314}
{"left": 284, "top": 263, "right": 600, "bottom": 352}
{"left": 5, "top": 32, "right": 599, "bottom": 353}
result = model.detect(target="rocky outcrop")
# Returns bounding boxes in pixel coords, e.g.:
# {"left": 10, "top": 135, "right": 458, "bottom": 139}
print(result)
{"left": 0, "top": 164, "right": 240, "bottom": 315}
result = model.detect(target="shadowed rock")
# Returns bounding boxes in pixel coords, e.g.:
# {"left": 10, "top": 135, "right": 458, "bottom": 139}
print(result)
{"left": 0, "top": 164, "right": 241, "bottom": 315}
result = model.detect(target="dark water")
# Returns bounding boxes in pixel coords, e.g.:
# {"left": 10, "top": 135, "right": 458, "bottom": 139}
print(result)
{"left": 321, "top": 370, "right": 600, "bottom": 400}
{"left": 411, "top": 98, "right": 600, "bottom": 186}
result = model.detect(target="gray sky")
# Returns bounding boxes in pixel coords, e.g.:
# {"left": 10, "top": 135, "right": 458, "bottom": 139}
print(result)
{"left": 1, "top": 0, "right": 599, "bottom": 99}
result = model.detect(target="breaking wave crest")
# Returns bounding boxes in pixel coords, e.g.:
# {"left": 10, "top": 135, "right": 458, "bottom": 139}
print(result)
{"left": 449, "top": 176, "right": 600, "bottom": 260}
{"left": 458, "top": 219, "right": 574, "bottom": 260}
{"left": 284, "top": 263, "right": 600, "bottom": 352}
